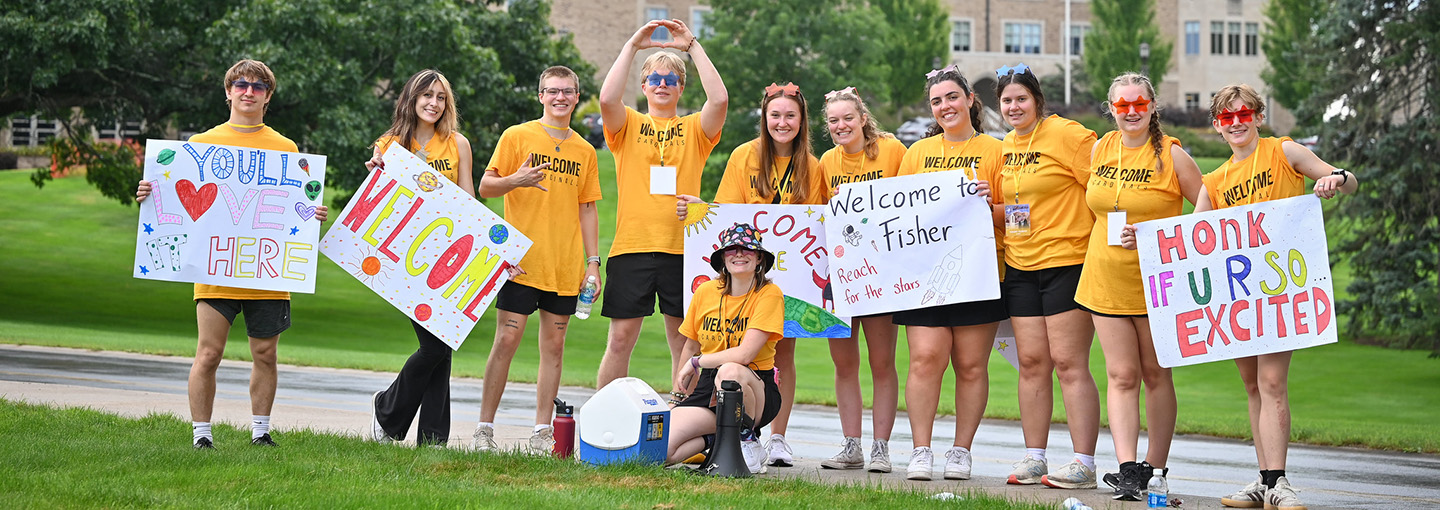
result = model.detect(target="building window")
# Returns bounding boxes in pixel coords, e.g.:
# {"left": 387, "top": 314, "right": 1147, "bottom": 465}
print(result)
{"left": 1228, "top": 22, "right": 1242, "bottom": 55}
{"left": 98, "top": 120, "right": 142, "bottom": 142}
{"left": 1185, "top": 93, "right": 1201, "bottom": 110}
{"left": 952, "top": 20, "right": 972, "bottom": 52}
{"left": 1069, "top": 25, "right": 1090, "bottom": 56}
{"left": 1228, "top": 0, "right": 1243, "bottom": 16}
{"left": 1211, "top": 21, "right": 1225, "bottom": 54}
{"left": 691, "top": 7, "right": 711, "bottom": 39}
{"left": 1004, "top": 22, "right": 1041, "bottom": 54}
{"left": 647, "top": 7, "right": 670, "bottom": 41}
{"left": 1185, "top": 21, "right": 1200, "bottom": 55}
{"left": 9, "top": 116, "right": 60, "bottom": 147}
{"left": 1245, "top": 22, "right": 1259, "bottom": 56}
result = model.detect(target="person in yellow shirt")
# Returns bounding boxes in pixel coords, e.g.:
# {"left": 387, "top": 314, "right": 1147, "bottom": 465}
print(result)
{"left": 470, "top": 66, "right": 603, "bottom": 455}
{"left": 359, "top": 69, "right": 474, "bottom": 447}
{"left": 1076, "top": 73, "right": 1208, "bottom": 501}
{"left": 994, "top": 63, "right": 1101, "bottom": 489}
{"left": 677, "top": 83, "right": 825, "bottom": 468}
{"left": 814, "top": 86, "right": 903, "bottom": 473}
{"left": 890, "top": 66, "right": 1005, "bottom": 482}
{"left": 669, "top": 223, "right": 784, "bottom": 475}
{"left": 1199, "top": 84, "right": 1356, "bottom": 510}
{"left": 595, "top": 19, "right": 728, "bottom": 391}
{"left": 135, "top": 59, "right": 328, "bottom": 449}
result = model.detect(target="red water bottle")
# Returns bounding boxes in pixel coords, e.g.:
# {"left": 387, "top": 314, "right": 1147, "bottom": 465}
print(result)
{"left": 552, "top": 398, "right": 576, "bottom": 459}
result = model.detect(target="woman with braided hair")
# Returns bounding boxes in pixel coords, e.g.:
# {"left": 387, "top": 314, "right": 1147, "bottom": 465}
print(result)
{"left": 1077, "top": 72, "right": 1208, "bottom": 500}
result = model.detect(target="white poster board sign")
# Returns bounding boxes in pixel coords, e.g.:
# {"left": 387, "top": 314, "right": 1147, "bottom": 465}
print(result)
{"left": 321, "top": 144, "right": 531, "bottom": 349}
{"left": 823, "top": 172, "right": 1000, "bottom": 317}
{"left": 683, "top": 204, "right": 851, "bottom": 338}
{"left": 133, "top": 140, "right": 327, "bottom": 293}
{"left": 1136, "top": 195, "right": 1337, "bottom": 368}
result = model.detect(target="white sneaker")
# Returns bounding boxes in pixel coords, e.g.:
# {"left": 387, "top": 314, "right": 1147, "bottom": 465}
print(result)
{"left": 470, "top": 424, "right": 497, "bottom": 452}
{"left": 1041, "top": 459, "right": 1098, "bottom": 489}
{"left": 1007, "top": 455, "right": 1048, "bottom": 485}
{"left": 944, "top": 446, "right": 973, "bottom": 480}
{"left": 867, "top": 439, "right": 892, "bottom": 473}
{"left": 1265, "top": 476, "right": 1306, "bottom": 510}
{"left": 1220, "top": 476, "right": 1266, "bottom": 508}
{"left": 741, "top": 438, "right": 769, "bottom": 474}
{"left": 765, "top": 434, "right": 793, "bottom": 467}
{"left": 526, "top": 427, "right": 555, "bottom": 456}
{"left": 369, "top": 391, "right": 392, "bottom": 444}
{"left": 820, "top": 437, "right": 864, "bottom": 469}
{"left": 906, "top": 446, "right": 934, "bottom": 480}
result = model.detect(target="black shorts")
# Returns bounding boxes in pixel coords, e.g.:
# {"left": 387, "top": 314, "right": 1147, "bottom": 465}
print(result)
{"left": 200, "top": 298, "right": 290, "bottom": 338}
{"left": 496, "top": 281, "right": 578, "bottom": 316}
{"left": 892, "top": 294, "right": 1009, "bottom": 327}
{"left": 1002, "top": 263, "right": 1084, "bottom": 317}
{"left": 601, "top": 252, "right": 683, "bottom": 318}
{"left": 1078, "top": 304, "right": 1146, "bottom": 319}
{"left": 677, "top": 368, "right": 782, "bottom": 430}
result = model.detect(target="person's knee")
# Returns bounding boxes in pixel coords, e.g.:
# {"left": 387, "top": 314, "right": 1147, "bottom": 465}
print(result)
{"left": 1257, "top": 371, "right": 1289, "bottom": 400}
{"left": 1139, "top": 364, "right": 1171, "bottom": 389}
{"left": 955, "top": 359, "right": 988, "bottom": 385}
{"left": 1107, "top": 366, "right": 1142, "bottom": 392}
{"left": 193, "top": 345, "right": 225, "bottom": 370}
{"left": 909, "top": 347, "right": 949, "bottom": 374}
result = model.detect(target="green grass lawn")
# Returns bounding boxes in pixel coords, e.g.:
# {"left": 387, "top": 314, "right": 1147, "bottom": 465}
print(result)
{"left": 0, "top": 400, "right": 1044, "bottom": 509}
{"left": 1, "top": 158, "right": 1437, "bottom": 453}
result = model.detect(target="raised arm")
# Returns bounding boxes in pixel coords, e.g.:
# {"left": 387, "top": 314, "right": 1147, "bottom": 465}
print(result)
{"left": 599, "top": 21, "right": 671, "bottom": 136}
{"left": 667, "top": 19, "right": 727, "bottom": 140}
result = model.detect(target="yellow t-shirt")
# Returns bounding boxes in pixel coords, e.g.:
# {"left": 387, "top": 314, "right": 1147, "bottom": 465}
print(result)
{"left": 678, "top": 279, "right": 785, "bottom": 371}
{"left": 487, "top": 121, "right": 602, "bottom": 295}
{"left": 1075, "top": 133, "right": 1184, "bottom": 315}
{"left": 899, "top": 132, "right": 1006, "bottom": 280}
{"left": 189, "top": 125, "right": 299, "bottom": 301}
{"left": 1202, "top": 137, "right": 1302, "bottom": 209}
{"left": 819, "top": 136, "right": 905, "bottom": 193}
{"left": 714, "top": 139, "right": 827, "bottom": 205}
{"left": 377, "top": 132, "right": 462, "bottom": 185}
{"left": 605, "top": 107, "right": 721, "bottom": 256}
{"left": 1000, "top": 115, "right": 1098, "bottom": 270}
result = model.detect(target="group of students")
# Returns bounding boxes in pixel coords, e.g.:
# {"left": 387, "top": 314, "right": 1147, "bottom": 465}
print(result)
{"left": 142, "top": 17, "right": 1354, "bottom": 510}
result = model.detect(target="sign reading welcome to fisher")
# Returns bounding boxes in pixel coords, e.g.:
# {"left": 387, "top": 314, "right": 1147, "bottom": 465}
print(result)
{"left": 321, "top": 144, "right": 531, "bottom": 350}
{"left": 824, "top": 171, "right": 999, "bottom": 316}
{"left": 1136, "top": 195, "right": 1336, "bottom": 368}
{"left": 683, "top": 204, "right": 851, "bottom": 338}
{"left": 134, "top": 140, "right": 327, "bottom": 293}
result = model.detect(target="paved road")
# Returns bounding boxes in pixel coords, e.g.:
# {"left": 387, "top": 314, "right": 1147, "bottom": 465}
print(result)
{"left": 2, "top": 344, "right": 1436, "bottom": 509}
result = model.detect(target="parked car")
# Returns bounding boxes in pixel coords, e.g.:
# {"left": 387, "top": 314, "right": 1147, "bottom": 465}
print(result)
{"left": 895, "top": 117, "right": 935, "bottom": 147}
{"left": 1296, "top": 135, "right": 1320, "bottom": 153}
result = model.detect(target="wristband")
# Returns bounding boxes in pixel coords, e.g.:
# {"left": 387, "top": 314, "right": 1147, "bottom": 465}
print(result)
{"left": 586, "top": 255, "right": 601, "bottom": 265}
{"left": 690, "top": 356, "right": 701, "bottom": 370}
{"left": 684, "top": 39, "right": 695, "bottom": 52}
{"left": 1331, "top": 168, "right": 1349, "bottom": 186}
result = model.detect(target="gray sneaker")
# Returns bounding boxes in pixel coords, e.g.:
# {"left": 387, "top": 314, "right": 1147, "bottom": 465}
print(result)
{"left": 1264, "top": 476, "right": 1306, "bottom": 510}
{"left": 470, "top": 424, "right": 497, "bottom": 452}
{"left": 742, "top": 438, "right": 769, "bottom": 474}
{"left": 1220, "top": 477, "right": 1266, "bottom": 508}
{"left": 1006, "top": 455, "right": 1047, "bottom": 485}
{"left": 867, "top": 439, "right": 892, "bottom": 473}
{"left": 369, "top": 391, "right": 392, "bottom": 444}
{"left": 820, "top": 437, "right": 864, "bottom": 469}
{"left": 906, "top": 447, "right": 934, "bottom": 481}
{"left": 1042, "top": 460, "right": 1098, "bottom": 489}
{"left": 526, "top": 427, "right": 555, "bottom": 456}
{"left": 943, "top": 447, "right": 972, "bottom": 480}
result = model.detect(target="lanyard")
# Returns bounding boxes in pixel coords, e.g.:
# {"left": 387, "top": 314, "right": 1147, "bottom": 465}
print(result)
{"left": 1113, "top": 136, "right": 1152, "bottom": 211}
{"left": 717, "top": 288, "right": 753, "bottom": 351}
{"left": 652, "top": 115, "right": 676, "bottom": 166}
{"left": 771, "top": 156, "right": 796, "bottom": 204}
{"left": 1010, "top": 118, "right": 1041, "bottom": 204}
{"left": 1222, "top": 143, "right": 1262, "bottom": 206}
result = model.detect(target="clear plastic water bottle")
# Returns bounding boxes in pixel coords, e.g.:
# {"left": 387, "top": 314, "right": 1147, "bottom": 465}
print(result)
{"left": 1146, "top": 472, "right": 1169, "bottom": 508}
{"left": 1060, "top": 497, "right": 1092, "bottom": 510}
{"left": 574, "top": 275, "right": 598, "bottom": 319}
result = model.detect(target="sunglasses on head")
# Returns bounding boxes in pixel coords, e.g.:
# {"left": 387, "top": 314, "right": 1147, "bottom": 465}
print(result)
{"left": 995, "top": 63, "right": 1032, "bottom": 78}
{"left": 1111, "top": 96, "right": 1151, "bottom": 116}
{"left": 764, "top": 82, "right": 800, "bottom": 97}
{"left": 824, "top": 86, "right": 857, "bottom": 101}
{"left": 1216, "top": 106, "right": 1256, "bottom": 126}
{"left": 925, "top": 64, "right": 961, "bottom": 80}
{"left": 645, "top": 72, "right": 679, "bottom": 87}
{"left": 231, "top": 80, "right": 270, "bottom": 93}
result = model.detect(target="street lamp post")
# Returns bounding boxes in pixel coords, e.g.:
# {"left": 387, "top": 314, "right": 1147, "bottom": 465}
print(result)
{"left": 1140, "top": 42, "right": 1151, "bottom": 77}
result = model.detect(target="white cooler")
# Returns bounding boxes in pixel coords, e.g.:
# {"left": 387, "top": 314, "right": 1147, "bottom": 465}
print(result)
{"left": 577, "top": 377, "right": 670, "bottom": 465}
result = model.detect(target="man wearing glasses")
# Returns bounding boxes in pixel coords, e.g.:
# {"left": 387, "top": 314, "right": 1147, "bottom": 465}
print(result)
{"left": 595, "top": 19, "right": 729, "bottom": 389}
{"left": 471, "top": 66, "right": 603, "bottom": 454}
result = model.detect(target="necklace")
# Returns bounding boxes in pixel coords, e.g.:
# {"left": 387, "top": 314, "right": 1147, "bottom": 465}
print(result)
{"left": 413, "top": 132, "right": 435, "bottom": 161}
{"left": 539, "top": 121, "right": 570, "bottom": 152}
{"left": 941, "top": 130, "right": 979, "bottom": 180}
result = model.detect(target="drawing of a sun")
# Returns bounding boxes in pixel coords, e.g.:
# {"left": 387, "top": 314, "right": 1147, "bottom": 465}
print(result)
{"left": 341, "top": 247, "right": 391, "bottom": 286}
{"left": 682, "top": 202, "right": 718, "bottom": 237}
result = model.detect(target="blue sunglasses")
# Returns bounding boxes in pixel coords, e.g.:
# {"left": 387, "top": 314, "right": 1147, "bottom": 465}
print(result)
{"left": 995, "top": 64, "right": 1032, "bottom": 78}
{"left": 645, "top": 72, "right": 679, "bottom": 87}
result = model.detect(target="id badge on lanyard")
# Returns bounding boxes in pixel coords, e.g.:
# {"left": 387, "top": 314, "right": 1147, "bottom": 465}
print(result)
{"left": 1004, "top": 204, "right": 1031, "bottom": 237}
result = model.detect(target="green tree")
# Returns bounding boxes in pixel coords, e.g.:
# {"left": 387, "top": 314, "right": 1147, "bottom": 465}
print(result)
{"left": 872, "top": 0, "right": 948, "bottom": 114}
{"left": 1291, "top": 0, "right": 1440, "bottom": 352}
{"left": 1082, "top": 0, "right": 1173, "bottom": 101}
{"left": 1260, "top": 0, "right": 1328, "bottom": 116}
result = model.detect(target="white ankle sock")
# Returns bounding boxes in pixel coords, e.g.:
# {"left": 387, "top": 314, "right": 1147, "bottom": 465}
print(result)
{"left": 951, "top": 446, "right": 971, "bottom": 455}
{"left": 477, "top": 422, "right": 494, "bottom": 430}
{"left": 251, "top": 416, "right": 271, "bottom": 439}
{"left": 1026, "top": 448, "right": 1047, "bottom": 462}
{"left": 1075, "top": 452, "right": 1096, "bottom": 470}
{"left": 193, "top": 422, "right": 212, "bottom": 444}
{"left": 534, "top": 424, "right": 552, "bottom": 433}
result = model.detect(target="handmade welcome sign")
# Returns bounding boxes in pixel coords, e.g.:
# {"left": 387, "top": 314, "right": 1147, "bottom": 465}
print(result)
{"left": 133, "top": 140, "right": 327, "bottom": 293}
{"left": 321, "top": 143, "right": 531, "bottom": 349}
{"left": 1136, "top": 195, "right": 1337, "bottom": 368}
{"left": 824, "top": 171, "right": 1000, "bottom": 316}
{"left": 682, "top": 204, "right": 850, "bottom": 338}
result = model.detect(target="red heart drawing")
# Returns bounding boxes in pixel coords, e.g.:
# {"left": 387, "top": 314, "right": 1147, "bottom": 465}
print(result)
{"left": 175, "top": 179, "right": 217, "bottom": 221}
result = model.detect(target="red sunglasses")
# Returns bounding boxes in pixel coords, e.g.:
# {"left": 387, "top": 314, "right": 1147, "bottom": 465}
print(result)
{"left": 1216, "top": 106, "right": 1256, "bottom": 127}
{"left": 1112, "top": 96, "right": 1151, "bottom": 116}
